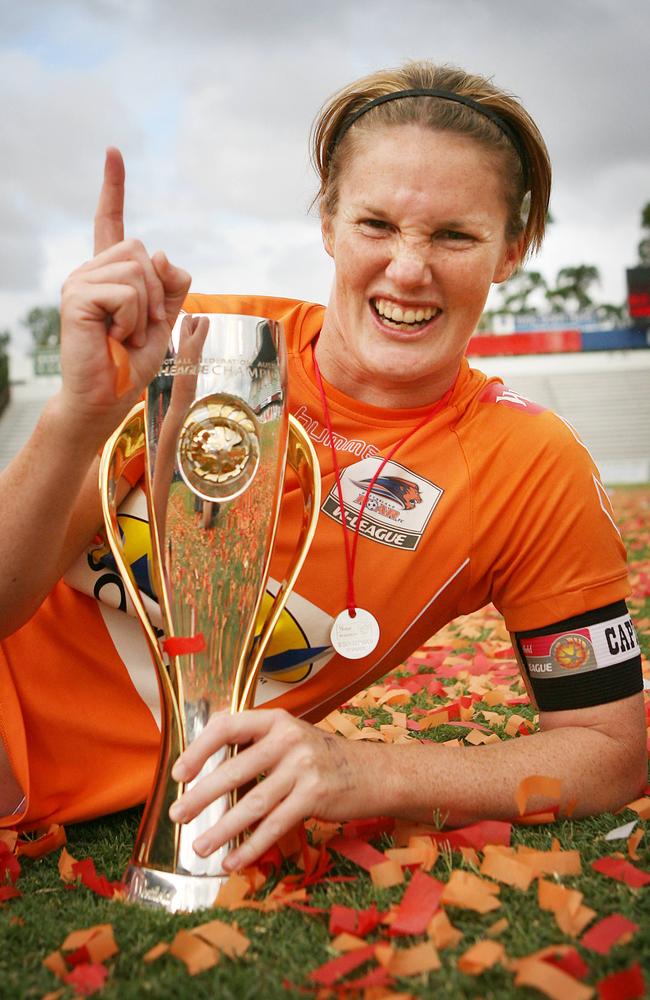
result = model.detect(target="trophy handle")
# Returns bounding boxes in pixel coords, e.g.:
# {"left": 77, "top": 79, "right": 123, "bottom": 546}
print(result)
{"left": 238, "top": 415, "right": 321, "bottom": 711}
{"left": 99, "top": 402, "right": 185, "bottom": 869}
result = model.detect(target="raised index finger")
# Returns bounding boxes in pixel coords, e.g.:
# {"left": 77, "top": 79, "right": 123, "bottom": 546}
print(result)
{"left": 94, "top": 146, "right": 125, "bottom": 255}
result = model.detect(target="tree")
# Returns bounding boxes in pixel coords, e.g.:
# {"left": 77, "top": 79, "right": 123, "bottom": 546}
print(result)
{"left": 0, "top": 330, "right": 10, "bottom": 355}
{"left": 497, "top": 270, "right": 548, "bottom": 314}
{"left": 638, "top": 201, "right": 650, "bottom": 265}
{"left": 22, "top": 306, "right": 60, "bottom": 349}
{"left": 593, "top": 302, "right": 627, "bottom": 323}
{"left": 546, "top": 265, "right": 600, "bottom": 315}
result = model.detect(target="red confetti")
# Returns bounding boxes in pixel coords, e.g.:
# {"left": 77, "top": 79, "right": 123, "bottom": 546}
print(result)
{"left": 591, "top": 857, "right": 650, "bottom": 888}
{"left": 341, "top": 817, "right": 395, "bottom": 839}
{"left": 329, "top": 905, "right": 357, "bottom": 936}
{"left": 542, "top": 948, "right": 589, "bottom": 980}
{"left": 256, "top": 844, "right": 282, "bottom": 875}
{"left": 309, "top": 944, "right": 376, "bottom": 986}
{"left": 329, "top": 903, "right": 385, "bottom": 938}
{"left": 342, "top": 965, "right": 393, "bottom": 990}
{"left": 65, "top": 945, "right": 92, "bottom": 969}
{"left": 163, "top": 634, "right": 206, "bottom": 656}
{"left": 430, "top": 820, "right": 512, "bottom": 851}
{"left": 0, "top": 885, "right": 21, "bottom": 903}
{"left": 580, "top": 914, "right": 639, "bottom": 954}
{"left": 389, "top": 871, "right": 444, "bottom": 936}
{"left": 72, "top": 859, "right": 122, "bottom": 898}
{"left": 64, "top": 962, "right": 109, "bottom": 996}
{"left": 328, "top": 837, "right": 386, "bottom": 872}
{"left": 597, "top": 963, "right": 646, "bottom": 1000}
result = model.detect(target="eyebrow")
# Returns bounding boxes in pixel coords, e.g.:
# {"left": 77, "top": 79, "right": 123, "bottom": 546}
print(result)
{"left": 355, "top": 204, "right": 391, "bottom": 219}
{"left": 354, "top": 204, "right": 477, "bottom": 229}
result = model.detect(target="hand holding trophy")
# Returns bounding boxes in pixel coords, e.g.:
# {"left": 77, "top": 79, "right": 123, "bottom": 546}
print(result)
{"left": 97, "top": 156, "right": 320, "bottom": 912}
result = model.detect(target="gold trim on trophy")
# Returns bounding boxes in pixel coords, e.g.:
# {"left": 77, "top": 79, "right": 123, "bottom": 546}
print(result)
{"left": 99, "top": 312, "right": 320, "bottom": 911}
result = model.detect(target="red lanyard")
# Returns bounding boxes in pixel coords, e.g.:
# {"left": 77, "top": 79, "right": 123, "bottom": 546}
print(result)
{"left": 312, "top": 353, "right": 454, "bottom": 618}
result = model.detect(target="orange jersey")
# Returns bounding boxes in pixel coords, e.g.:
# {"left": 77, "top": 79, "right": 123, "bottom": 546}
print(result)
{"left": 0, "top": 294, "right": 630, "bottom": 829}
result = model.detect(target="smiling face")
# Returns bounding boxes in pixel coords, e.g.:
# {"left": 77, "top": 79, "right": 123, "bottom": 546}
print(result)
{"left": 317, "top": 124, "right": 522, "bottom": 408}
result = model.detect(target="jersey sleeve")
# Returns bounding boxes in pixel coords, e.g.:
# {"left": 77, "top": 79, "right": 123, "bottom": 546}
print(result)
{"left": 465, "top": 408, "right": 630, "bottom": 634}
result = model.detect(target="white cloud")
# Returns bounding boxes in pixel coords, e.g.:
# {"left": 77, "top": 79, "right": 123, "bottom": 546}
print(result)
{"left": 1, "top": 0, "right": 649, "bottom": 344}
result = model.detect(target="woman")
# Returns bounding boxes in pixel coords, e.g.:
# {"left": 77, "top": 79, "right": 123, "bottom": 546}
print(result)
{"left": 0, "top": 63, "right": 645, "bottom": 866}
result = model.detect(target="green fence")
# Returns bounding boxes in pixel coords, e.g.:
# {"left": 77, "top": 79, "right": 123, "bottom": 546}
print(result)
{"left": 0, "top": 352, "right": 9, "bottom": 415}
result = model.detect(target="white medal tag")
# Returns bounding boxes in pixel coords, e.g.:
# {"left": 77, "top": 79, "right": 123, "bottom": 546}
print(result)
{"left": 331, "top": 608, "right": 380, "bottom": 660}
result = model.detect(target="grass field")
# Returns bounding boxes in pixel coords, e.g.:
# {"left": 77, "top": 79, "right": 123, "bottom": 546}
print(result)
{"left": 1, "top": 488, "right": 649, "bottom": 999}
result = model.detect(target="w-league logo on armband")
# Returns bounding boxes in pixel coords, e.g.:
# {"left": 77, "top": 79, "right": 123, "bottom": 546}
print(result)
{"left": 521, "top": 613, "right": 640, "bottom": 680}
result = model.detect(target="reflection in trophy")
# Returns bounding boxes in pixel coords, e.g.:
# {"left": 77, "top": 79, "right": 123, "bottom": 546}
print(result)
{"left": 99, "top": 312, "right": 320, "bottom": 912}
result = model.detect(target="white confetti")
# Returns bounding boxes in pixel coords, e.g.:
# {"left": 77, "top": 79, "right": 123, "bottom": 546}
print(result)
{"left": 604, "top": 819, "right": 638, "bottom": 841}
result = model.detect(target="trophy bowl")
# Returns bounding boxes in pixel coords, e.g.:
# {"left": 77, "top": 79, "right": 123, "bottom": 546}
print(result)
{"left": 99, "top": 311, "right": 320, "bottom": 911}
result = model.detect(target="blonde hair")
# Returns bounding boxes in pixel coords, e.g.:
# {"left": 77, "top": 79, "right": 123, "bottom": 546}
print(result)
{"left": 310, "top": 61, "right": 551, "bottom": 258}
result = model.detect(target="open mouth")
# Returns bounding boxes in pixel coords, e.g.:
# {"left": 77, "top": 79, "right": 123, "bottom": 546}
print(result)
{"left": 371, "top": 297, "right": 442, "bottom": 332}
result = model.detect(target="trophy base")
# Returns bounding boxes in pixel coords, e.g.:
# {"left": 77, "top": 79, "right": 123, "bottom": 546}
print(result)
{"left": 124, "top": 864, "right": 229, "bottom": 912}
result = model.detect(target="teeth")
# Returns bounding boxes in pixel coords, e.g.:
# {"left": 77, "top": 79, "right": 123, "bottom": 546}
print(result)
{"left": 373, "top": 298, "right": 438, "bottom": 325}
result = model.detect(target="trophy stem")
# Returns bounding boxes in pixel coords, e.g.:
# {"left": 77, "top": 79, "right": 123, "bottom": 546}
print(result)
{"left": 123, "top": 865, "right": 228, "bottom": 912}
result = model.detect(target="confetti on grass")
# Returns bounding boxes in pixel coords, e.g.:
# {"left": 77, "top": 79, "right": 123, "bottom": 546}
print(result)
{"left": 5, "top": 488, "right": 649, "bottom": 996}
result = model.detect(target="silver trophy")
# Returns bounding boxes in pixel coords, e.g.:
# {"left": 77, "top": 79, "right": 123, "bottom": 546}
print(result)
{"left": 100, "top": 311, "right": 320, "bottom": 911}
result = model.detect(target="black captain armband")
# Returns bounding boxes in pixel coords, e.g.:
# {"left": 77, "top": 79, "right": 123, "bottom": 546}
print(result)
{"left": 514, "top": 601, "right": 643, "bottom": 712}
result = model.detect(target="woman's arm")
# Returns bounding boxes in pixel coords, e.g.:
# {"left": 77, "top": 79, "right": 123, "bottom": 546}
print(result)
{"left": 0, "top": 148, "right": 190, "bottom": 637}
{"left": 167, "top": 690, "right": 647, "bottom": 872}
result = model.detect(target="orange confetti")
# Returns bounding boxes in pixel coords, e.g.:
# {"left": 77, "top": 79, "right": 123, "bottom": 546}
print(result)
{"left": 480, "top": 849, "right": 535, "bottom": 891}
{"left": 142, "top": 942, "right": 169, "bottom": 963}
{"left": 483, "top": 687, "right": 510, "bottom": 706}
{"left": 427, "top": 910, "right": 463, "bottom": 950}
{"left": 331, "top": 933, "right": 368, "bottom": 953}
{"left": 516, "top": 775, "right": 563, "bottom": 816}
{"left": 486, "top": 917, "right": 509, "bottom": 937}
{"left": 327, "top": 711, "right": 362, "bottom": 738}
{"left": 214, "top": 872, "right": 251, "bottom": 909}
{"left": 370, "top": 859, "right": 404, "bottom": 889}
{"left": 518, "top": 847, "right": 582, "bottom": 877}
{"left": 537, "top": 880, "right": 595, "bottom": 937}
{"left": 459, "top": 846, "right": 480, "bottom": 866}
{"left": 464, "top": 729, "right": 498, "bottom": 746}
{"left": 627, "top": 827, "right": 643, "bottom": 860}
{"left": 406, "top": 836, "right": 439, "bottom": 871}
{"left": 61, "top": 924, "right": 115, "bottom": 956}
{"left": 441, "top": 870, "right": 501, "bottom": 914}
{"left": 387, "top": 941, "right": 440, "bottom": 976}
{"left": 418, "top": 710, "right": 449, "bottom": 729}
{"left": 58, "top": 846, "right": 78, "bottom": 883}
{"left": 374, "top": 942, "right": 395, "bottom": 967}
{"left": 624, "top": 796, "right": 650, "bottom": 819}
{"left": 457, "top": 939, "right": 505, "bottom": 975}
{"left": 42, "top": 950, "right": 68, "bottom": 981}
{"left": 16, "top": 823, "right": 66, "bottom": 859}
{"left": 107, "top": 337, "right": 133, "bottom": 398}
{"left": 505, "top": 713, "right": 528, "bottom": 736}
{"left": 515, "top": 956, "right": 594, "bottom": 999}
{"left": 192, "top": 918, "right": 249, "bottom": 958}
{"left": 169, "top": 929, "right": 219, "bottom": 975}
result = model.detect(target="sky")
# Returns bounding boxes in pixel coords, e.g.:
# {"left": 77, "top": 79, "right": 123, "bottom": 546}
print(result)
{"left": 2, "top": 0, "right": 649, "bottom": 350}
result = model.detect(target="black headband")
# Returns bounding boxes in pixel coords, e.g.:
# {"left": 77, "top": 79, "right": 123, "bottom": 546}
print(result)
{"left": 328, "top": 87, "right": 529, "bottom": 188}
